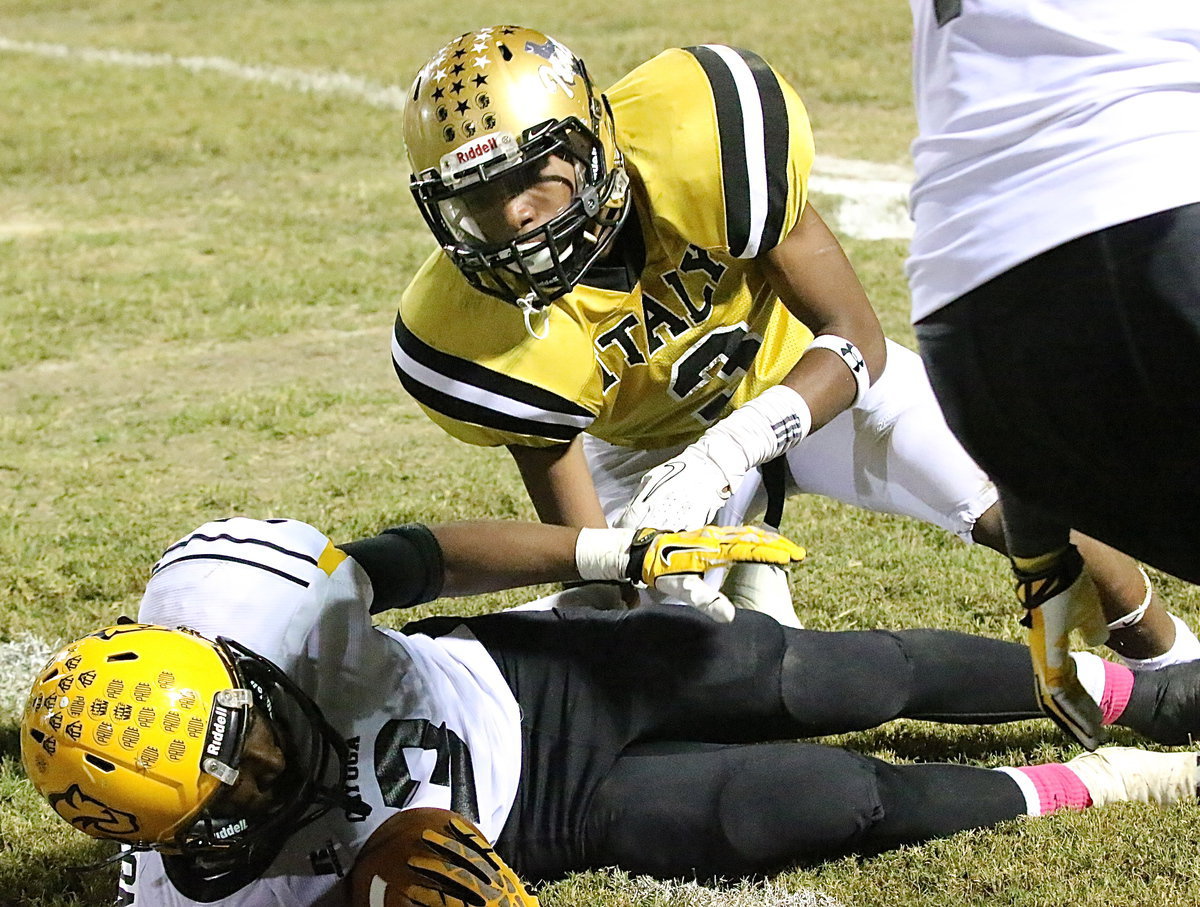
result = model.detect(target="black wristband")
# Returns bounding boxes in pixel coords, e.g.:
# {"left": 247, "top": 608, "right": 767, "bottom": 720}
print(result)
{"left": 624, "top": 528, "right": 658, "bottom": 586}
{"left": 340, "top": 524, "right": 445, "bottom": 614}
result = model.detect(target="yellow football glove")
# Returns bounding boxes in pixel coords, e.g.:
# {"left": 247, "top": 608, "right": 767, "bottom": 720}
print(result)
{"left": 630, "top": 525, "right": 806, "bottom": 584}
{"left": 629, "top": 525, "right": 806, "bottom": 623}
{"left": 1016, "top": 545, "right": 1109, "bottom": 751}
{"left": 349, "top": 807, "right": 538, "bottom": 907}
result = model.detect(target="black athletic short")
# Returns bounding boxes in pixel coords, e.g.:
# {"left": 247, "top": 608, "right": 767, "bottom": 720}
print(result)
{"left": 916, "top": 202, "right": 1200, "bottom": 582}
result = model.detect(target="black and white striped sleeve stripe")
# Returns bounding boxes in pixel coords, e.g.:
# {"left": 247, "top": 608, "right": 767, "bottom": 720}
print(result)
{"left": 151, "top": 519, "right": 320, "bottom": 588}
{"left": 684, "top": 45, "right": 792, "bottom": 259}
{"left": 392, "top": 319, "right": 595, "bottom": 444}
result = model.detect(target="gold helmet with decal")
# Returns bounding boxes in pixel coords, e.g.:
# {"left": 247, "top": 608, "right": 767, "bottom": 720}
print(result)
{"left": 21, "top": 623, "right": 240, "bottom": 847}
{"left": 21, "top": 623, "right": 367, "bottom": 873}
{"left": 405, "top": 25, "right": 629, "bottom": 312}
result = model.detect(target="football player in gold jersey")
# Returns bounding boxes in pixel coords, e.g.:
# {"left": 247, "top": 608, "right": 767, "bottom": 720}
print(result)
{"left": 393, "top": 26, "right": 1199, "bottom": 712}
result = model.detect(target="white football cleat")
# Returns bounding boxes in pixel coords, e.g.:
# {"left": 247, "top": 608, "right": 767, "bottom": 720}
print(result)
{"left": 1065, "top": 746, "right": 1200, "bottom": 807}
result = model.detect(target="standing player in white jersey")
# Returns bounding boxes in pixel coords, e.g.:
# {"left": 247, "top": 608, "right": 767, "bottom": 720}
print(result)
{"left": 907, "top": 0, "right": 1200, "bottom": 747}
{"left": 393, "top": 25, "right": 1198, "bottom": 674}
{"left": 21, "top": 515, "right": 1200, "bottom": 904}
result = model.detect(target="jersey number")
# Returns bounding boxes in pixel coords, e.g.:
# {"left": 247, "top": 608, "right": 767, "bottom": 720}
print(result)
{"left": 374, "top": 718, "right": 480, "bottom": 823}
{"left": 116, "top": 851, "right": 136, "bottom": 906}
{"left": 670, "top": 323, "right": 763, "bottom": 425}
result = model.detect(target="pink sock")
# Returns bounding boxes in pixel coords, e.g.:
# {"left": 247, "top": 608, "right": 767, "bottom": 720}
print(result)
{"left": 1008, "top": 763, "right": 1093, "bottom": 814}
{"left": 1098, "top": 660, "right": 1135, "bottom": 726}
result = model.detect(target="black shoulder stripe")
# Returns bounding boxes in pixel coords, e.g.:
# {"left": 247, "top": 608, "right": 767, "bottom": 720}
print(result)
{"left": 393, "top": 317, "right": 592, "bottom": 419}
{"left": 684, "top": 45, "right": 792, "bottom": 257}
{"left": 151, "top": 553, "right": 311, "bottom": 588}
{"left": 156, "top": 530, "right": 320, "bottom": 566}
{"left": 691, "top": 45, "right": 751, "bottom": 255}
{"left": 748, "top": 51, "right": 792, "bottom": 252}
{"left": 392, "top": 361, "right": 581, "bottom": 442}
{"left": 393, "top": 316, "right": 594, "bottom": 443}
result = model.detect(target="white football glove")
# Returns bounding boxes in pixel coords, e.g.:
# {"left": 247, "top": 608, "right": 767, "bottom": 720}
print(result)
{"left": 616, "top": 386, "right": 814, "bottom": 532}
{"left": 721, "top": 561, "right": 802, "bottom": 627}
{"left": 1017, "top": 546, "right": 1109, "bottom": 751}
{"left": 653, "top": 574, "right": 737, "bottom": 623}
{"left": 616, "top": 444, "right": 738, "bottom": 532}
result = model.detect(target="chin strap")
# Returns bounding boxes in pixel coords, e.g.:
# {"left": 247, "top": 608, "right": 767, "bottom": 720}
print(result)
{"left": 328, "top": 788, "right": 372, "bottom": 821}
{"left": 79, "top": 843, "right": 145, "bottom": 874}
{"left": 518, "top": 295, "right": 551, "bottom": 340}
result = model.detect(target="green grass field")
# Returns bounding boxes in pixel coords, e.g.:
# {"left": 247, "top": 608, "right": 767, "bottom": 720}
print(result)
{"left": 3, "top": 2, "right": 1199, "bottom": 904}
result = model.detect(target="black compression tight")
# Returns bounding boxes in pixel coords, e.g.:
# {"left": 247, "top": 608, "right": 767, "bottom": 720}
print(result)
{"left": 585, "top": 738, "right": 1027, "bottom": 879}
{"left": 454, "top": 605, "right": 1047, "bottom": 880}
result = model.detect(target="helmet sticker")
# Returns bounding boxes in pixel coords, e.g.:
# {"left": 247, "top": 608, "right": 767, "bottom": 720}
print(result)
{"left": 439, "top": 132, "right": 519, "bottom": 185}
{"left": 532, "top": 41, "right": 579, "bottom": 99}
{"left": 50, "top": 784, "right": 140, "bottom": 836}
{"left": 202, "top": 699, "right": 245, "bottom": 771}
{"left": 523, "top": 37, "right": 557, "bottom": 60}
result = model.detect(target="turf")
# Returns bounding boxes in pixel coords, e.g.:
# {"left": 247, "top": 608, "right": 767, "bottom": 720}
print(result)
{"left": 2, "top": 2, "right": 1198, "bottom": 904}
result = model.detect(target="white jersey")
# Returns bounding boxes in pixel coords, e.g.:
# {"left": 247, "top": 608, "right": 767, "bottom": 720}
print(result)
{"left": 907, "top": 0, "right": 1200, "bottom": 320}
{"left": 118, "top": 518, "right": 522, "bottom": 906}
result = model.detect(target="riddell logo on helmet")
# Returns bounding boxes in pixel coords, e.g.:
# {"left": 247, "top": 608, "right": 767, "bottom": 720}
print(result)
{"left": 205, "top": 705, "right": 233, "bottom": 759}
{"left": 214, "top": 818, "right": 249, "bottom": 840}
{"left": 455, "top": 136, "right": 499, "bottom": 165}
{"left": 440, "top": 132, "right": 516, "bottom": 183}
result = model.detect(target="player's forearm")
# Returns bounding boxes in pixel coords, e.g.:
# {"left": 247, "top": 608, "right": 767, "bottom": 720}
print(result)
{"left": 344, "top": 522, "right": 585, "bottom": 611}
{"left": 431, "top": 521, "right": 584, "bottom": 596}
{"left": 777, "top": 347, "right": 864, "bottom": 433}
{"left": 762, "top": 204, "right": 886, "bottom": 431}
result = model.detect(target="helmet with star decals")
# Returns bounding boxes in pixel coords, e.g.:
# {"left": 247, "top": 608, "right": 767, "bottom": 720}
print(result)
{"left": 404, "top": 25, "right": 629, "bottom": 313}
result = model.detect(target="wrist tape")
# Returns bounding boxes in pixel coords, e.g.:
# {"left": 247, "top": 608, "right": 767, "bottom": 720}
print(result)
{"left": 575, "top": 527, "right": 637, "bottom": 581}
{"left": 699, "top": 385, "right": 813, "bottom": 478}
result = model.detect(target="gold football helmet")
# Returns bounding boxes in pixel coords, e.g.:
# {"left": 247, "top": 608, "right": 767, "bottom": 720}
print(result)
{"left": 21, "top": 623, "right": 366, "bottom": 876}
{"left": 405, "top": 25, "right": 629, "bottom": 312}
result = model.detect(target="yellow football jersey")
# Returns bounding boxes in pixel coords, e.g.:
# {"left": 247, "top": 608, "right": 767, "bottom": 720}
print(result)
{"left": 394, "top": 45, "right": 816, "bottom": 450}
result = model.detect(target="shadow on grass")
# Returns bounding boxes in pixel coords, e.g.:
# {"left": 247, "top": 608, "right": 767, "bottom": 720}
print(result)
{"left": 822, "top": 720, "right": 1141, "bottom": 764}
{"left": 0, "top": 721, "right": 19, "bottom": 762}
{"left": 0, "top": 838, "right": 121, "bottom": 907}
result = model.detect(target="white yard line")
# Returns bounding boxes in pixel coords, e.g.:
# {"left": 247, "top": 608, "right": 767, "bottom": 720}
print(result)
{"left": 0, "top": 635, "right": 57, "bottom": 721}
{"left": 0, "top": 36, "right": 410, "bottom": 109}
{"left": 0, "top": 35, "right": 914, "bottom": 240}
{"left": 810, "top": 173, "right": 913, "bottom": 240}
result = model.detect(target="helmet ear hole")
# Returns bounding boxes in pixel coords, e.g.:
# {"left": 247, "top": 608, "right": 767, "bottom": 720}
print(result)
{"left": 107, "top": 652, "right": 138, "bottom": 662}
{"left": 85, "top": 754, "right": 116, "bottom": 772}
